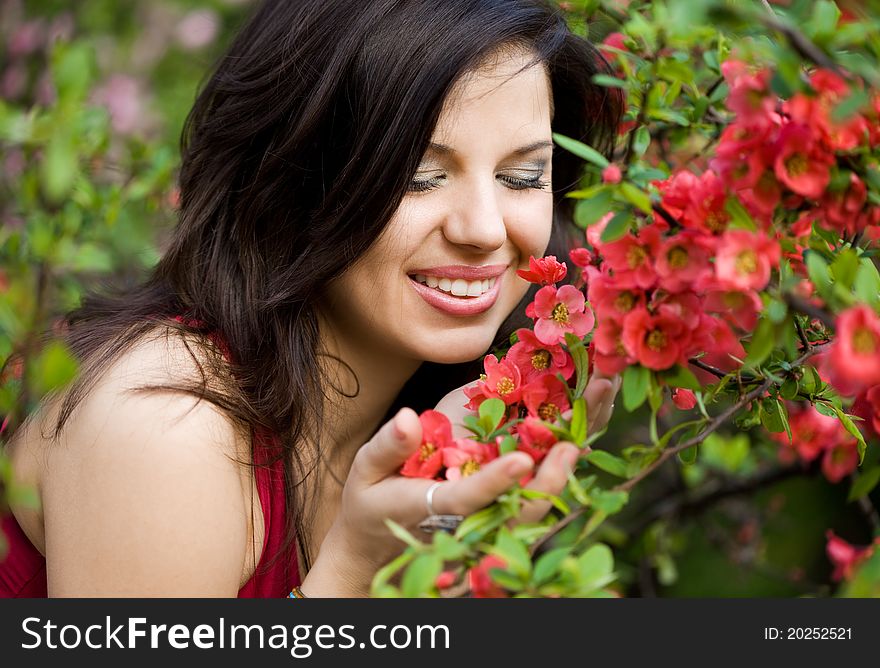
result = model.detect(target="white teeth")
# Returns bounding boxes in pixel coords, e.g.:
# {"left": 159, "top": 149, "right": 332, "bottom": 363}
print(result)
{"left": 412, "top": 273, "right": 496, "bottom": 297}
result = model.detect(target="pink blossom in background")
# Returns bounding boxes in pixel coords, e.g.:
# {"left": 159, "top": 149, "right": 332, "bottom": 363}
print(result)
{"left": 91, "top": 75, "right": 144, "bottom": 135}
{"left": 8, "top": 19, "right": 45, "bottom": 57}
{"left": 175, "top": 10, "right": 220, "bottom": 51}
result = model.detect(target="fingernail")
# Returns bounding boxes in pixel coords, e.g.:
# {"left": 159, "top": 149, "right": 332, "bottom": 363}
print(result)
{"left": 507, "top": 455, "right": 532, "bottom": 477}
{"left": 393, "top": 410, "right": 407, "bottom": 440}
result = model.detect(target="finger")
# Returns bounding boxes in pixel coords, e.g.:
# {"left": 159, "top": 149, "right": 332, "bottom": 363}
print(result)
{"left": 585, "top": 377, "right": 613, "bottom": 431}
{"left": 518, "top": 443, "right": 579, "bottom": 523}
{"left": 428, "top": 452, "right": 534, "bottom": 517}
{"left": 352, "top": 407, "right": 423, "bottom": 485}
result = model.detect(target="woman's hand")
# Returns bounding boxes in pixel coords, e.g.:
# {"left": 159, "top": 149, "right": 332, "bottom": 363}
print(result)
{"left": 301, "top": 408, "right": 572, "bottom": 597}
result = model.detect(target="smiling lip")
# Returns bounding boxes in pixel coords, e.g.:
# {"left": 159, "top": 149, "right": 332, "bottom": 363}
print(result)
{"left": 407, "top": 264, "right": 508, "bottom": 280}
{"left": 408, "top": 272, "right": 504, "bottom": 316}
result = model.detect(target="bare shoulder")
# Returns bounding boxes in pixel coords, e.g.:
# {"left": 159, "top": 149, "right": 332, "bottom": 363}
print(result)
{"left": 24, "top": 325, "right": 256, "bottom": 596}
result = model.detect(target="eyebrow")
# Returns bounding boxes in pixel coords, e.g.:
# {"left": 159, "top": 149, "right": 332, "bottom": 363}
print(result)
{"left": 425, "top": 140, "right": 553, "bottom": 158}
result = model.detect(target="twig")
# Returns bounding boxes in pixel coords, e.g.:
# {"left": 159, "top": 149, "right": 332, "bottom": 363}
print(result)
{"left": 783, "top": 293, "right": 837, "bottom": 330}
{"left": 794, "top": 317, "right": 812, "bottom": 351}
{"left": 529, "top": 342, "right": 831, "bottom": 557}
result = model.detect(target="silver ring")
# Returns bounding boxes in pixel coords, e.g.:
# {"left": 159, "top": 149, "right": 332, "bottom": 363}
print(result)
{"left": 418, "top": 514, "right": 464, "bottom": 534}
{"left": 425, "top": 480, "right": 443, "bottom": 516}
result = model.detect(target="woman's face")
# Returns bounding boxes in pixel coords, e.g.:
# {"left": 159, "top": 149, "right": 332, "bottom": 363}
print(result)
{"left": 324, "top": 47, "right": 554, "bottom": 366}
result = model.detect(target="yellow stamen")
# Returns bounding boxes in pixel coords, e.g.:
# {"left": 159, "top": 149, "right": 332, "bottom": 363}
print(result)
{"left": 614, "top": 292, "right": 636, "bottom": 313}
{"left": 552, "top": 303, "right": 570, "bottom": 324}
{"left": 461, "top": 459, "right": 480, "bottom": 477}
{"left": 496, "top": 377, "right": 515, "bottom": 396}
{"left": 735, "top": 250, "right": 758, "bottom": 275}
{"left": 647, "top": 329, "right": 667, "bottom": 351}
{"left": 627, "top": 245, "right": 647, "bottom": 269}
{"left": 667, "top": 246, "right": 689, "bottom": 269}
{"left": 538, "top": 402, "right": 559, "bottom": 421}
{"left": 784, "top": 153, "right": 808, "bottom": 178}
{"left": 852, "top": 327, "right": 877, "bottom": 355}
{"left": 419, "top": 442, "right": 436, "bottom": 462}
{"left": 531, "top": 350, "right": 552, "bottom": 370}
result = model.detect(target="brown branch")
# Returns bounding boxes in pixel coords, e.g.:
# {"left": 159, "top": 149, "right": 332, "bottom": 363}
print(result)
{"left": 529, "top": 342, "right": 831, "bottom": 557}
{"left": 783, "top": 293, "right": 836, "bottom": 330}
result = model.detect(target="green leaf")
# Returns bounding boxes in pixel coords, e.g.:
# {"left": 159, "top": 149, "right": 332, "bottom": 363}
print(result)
{"left": 619, "top": 182, "right": 653, "bottom": 215}
{"left": 805, "top": 251, "right": 832, "bottom": 296}
{"left": 831, "top": 248, "right": 860, "bottom": 290}
{"left": 831, "top": 406, "right": 868, "bottom": 465}
{"left": 478, "top": 397, "right": 506, "bottom": 433}
{"left": 760, "top": 397, "right": 786, "bottom": 434}
{"left": 661, "top": 365, "right": 701, "bottom": 391}
{"left": 31, "top": 340, "right": 79, "bottom": 396}
{"left": 498, "top": 435, "right": 518, "bottom": 455}
{"left": 724, "top": 196, "right": 757, "bottom": 231}
{"left": 591, "top": 74, "right": 629, "bottom": 89}
{"left": 584, "top": 450, "right": 629, "bottom": 478}
{"left": 402, "top": 553, "right": 443, "bottom": 598}
{"left": 432, "top": 532, "right": 468, "bottom": 561}
{"left": 622, "top": 365, "right": 650, "bottom": 412}
{"left": 766, "top": 299, "right": 788, "bottom": 324}
{"left": 532, "top": 547, "right": 571, "bottom": 586}
{"left": 745, "top": 318, "right": 776, "bottom": 368}
{"left": 576, "top": 544, "right": 615, "bottom": 591}
{"left": 848, "top": 465, "right": 880, "bottom": 502}
{"left": 385, "top": 519, "right": 424, "bottom": 550}
{"left": 41, "top": 132, "right": 78, "bottom": 203}
{"left": 632, "top": 126, "right": 651, "bottom": 157}
{"left": 589, "top": 489, "right": 629, "bottom": 514}
{"left": 565, "top": 332, "right": 590, "bottom": 400}
{"left": 570, "top": 396, "right": 588, "bottom": 446}
{"left": 552, "top": 132, "right": 610, "bottom": 169}
{"left": 520, "top": 488, "right": 570, "bottom": 515}
{"left": 600, "top": 209, "right": 633, "bottom": 243}
{"left": 371, "top": 552, "right": 414, "bottom": 594}
{"left": 854, "top": 258, "right": 880, "bottom": 306}
{"left": 574, "top": 189, "right": 613, "bottom": 228}
{"left": 492, "top": 527, "right": 532, "bottom": 580}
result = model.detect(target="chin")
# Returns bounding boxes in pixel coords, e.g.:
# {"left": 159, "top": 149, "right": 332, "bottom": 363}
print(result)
{"left": 411, "top": 325, "right": 504, "bottom": 366}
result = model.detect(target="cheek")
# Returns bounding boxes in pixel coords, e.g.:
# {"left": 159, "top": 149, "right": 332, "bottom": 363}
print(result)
{"left": 510, "top": 198, "right": 554, "bottom": 260}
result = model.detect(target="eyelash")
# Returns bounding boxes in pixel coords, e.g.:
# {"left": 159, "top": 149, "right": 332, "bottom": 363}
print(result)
{"left": 408, "top": 174, "right": 550, "bottom": 193}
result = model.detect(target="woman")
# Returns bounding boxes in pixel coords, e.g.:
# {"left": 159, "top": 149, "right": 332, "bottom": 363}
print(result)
{"left": 1, "top": 0, "right": 621, "bottom": 597}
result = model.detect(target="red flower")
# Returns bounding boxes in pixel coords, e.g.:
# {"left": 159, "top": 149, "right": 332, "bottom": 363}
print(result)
{"left": 527, "top": 285, "right": 595, "bottom": 346}
{"left": 442, "top": 438, "right": 497, "bottom": 481}
{"left": 522, "top": 374, "right": 571, "bottom": 422}
{"left": 654, "top": 232, "right": 713, "bottom": 293}
{"left": 401, "top": 410, "right": 453, "bottom": 479}
{"left": 435, "top": 571, "right": 456, "bottom": 590}
{"left": 825, "top": 530, "right": 877, "bottom": 582}
{"left": 468, "top": 554, "right": 509, "bottom": 598}
{"left": 586, "top": 266, "right": 645, "bottom": 323}
{"left": 598, "top": 224, "right": 662, "bottom": 289}
{"left": 773, "top": 123, "right": 835, "bottom": 200}
{"left": 852, "top": 385, "right": 880, "bottom": 437}
{"left": 602, "top": 164, "right": 622, "bottom": 184}
{"left": 481, "top": 354, "right": 524, "bottom": 405}
{"left": 593, "top": 317, "right": 636, "bottom": 375}
{"left": 683, "top": 171, "right": 732, "bottom": 234}
{"left": 828, "top": 305, "right": 880, "bottom": 390}
{"left": 506, "top": 328, "right": 574, "bottom": 384}
{"left": 714, "top": 230, "right": 780, "bottom": 291}
{"left": 820, "top": 172, "right": 867, "bottom": 234}
{"left": 821, "top": 439, "right": 859, "bottom": 484}
{"left": 721, "top": 60, "right": 775, "bottom": 126}
{"left": 516, "top": 255, "right": 567, "bottom": 286}
{"left": 671, "top": 388, "right": 697, "bottom": 410}
{"left": 569, "top": 246, "right": 593, "bottom": 269}
{"left": 622, "top": 308, "right": 688, "bottom": 371}
{"left": 516, "top": 416, "right": 559, "bottom": 464}
{"left": 703, "top": 286, "right": 763, "bottom": 331}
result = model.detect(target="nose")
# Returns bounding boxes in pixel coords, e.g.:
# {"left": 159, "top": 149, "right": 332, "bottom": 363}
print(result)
{"left": 441, "top": 177, "right": 507, "bottom": 252}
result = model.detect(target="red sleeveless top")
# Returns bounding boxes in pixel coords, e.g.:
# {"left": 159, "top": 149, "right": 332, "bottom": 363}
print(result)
{"left": 0, "top": 318, "right": 300, "bottom": 597}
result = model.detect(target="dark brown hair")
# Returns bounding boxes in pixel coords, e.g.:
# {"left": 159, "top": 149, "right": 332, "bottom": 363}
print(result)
{"left": 49, "top": 0, "right": 622, "bottom": 585}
